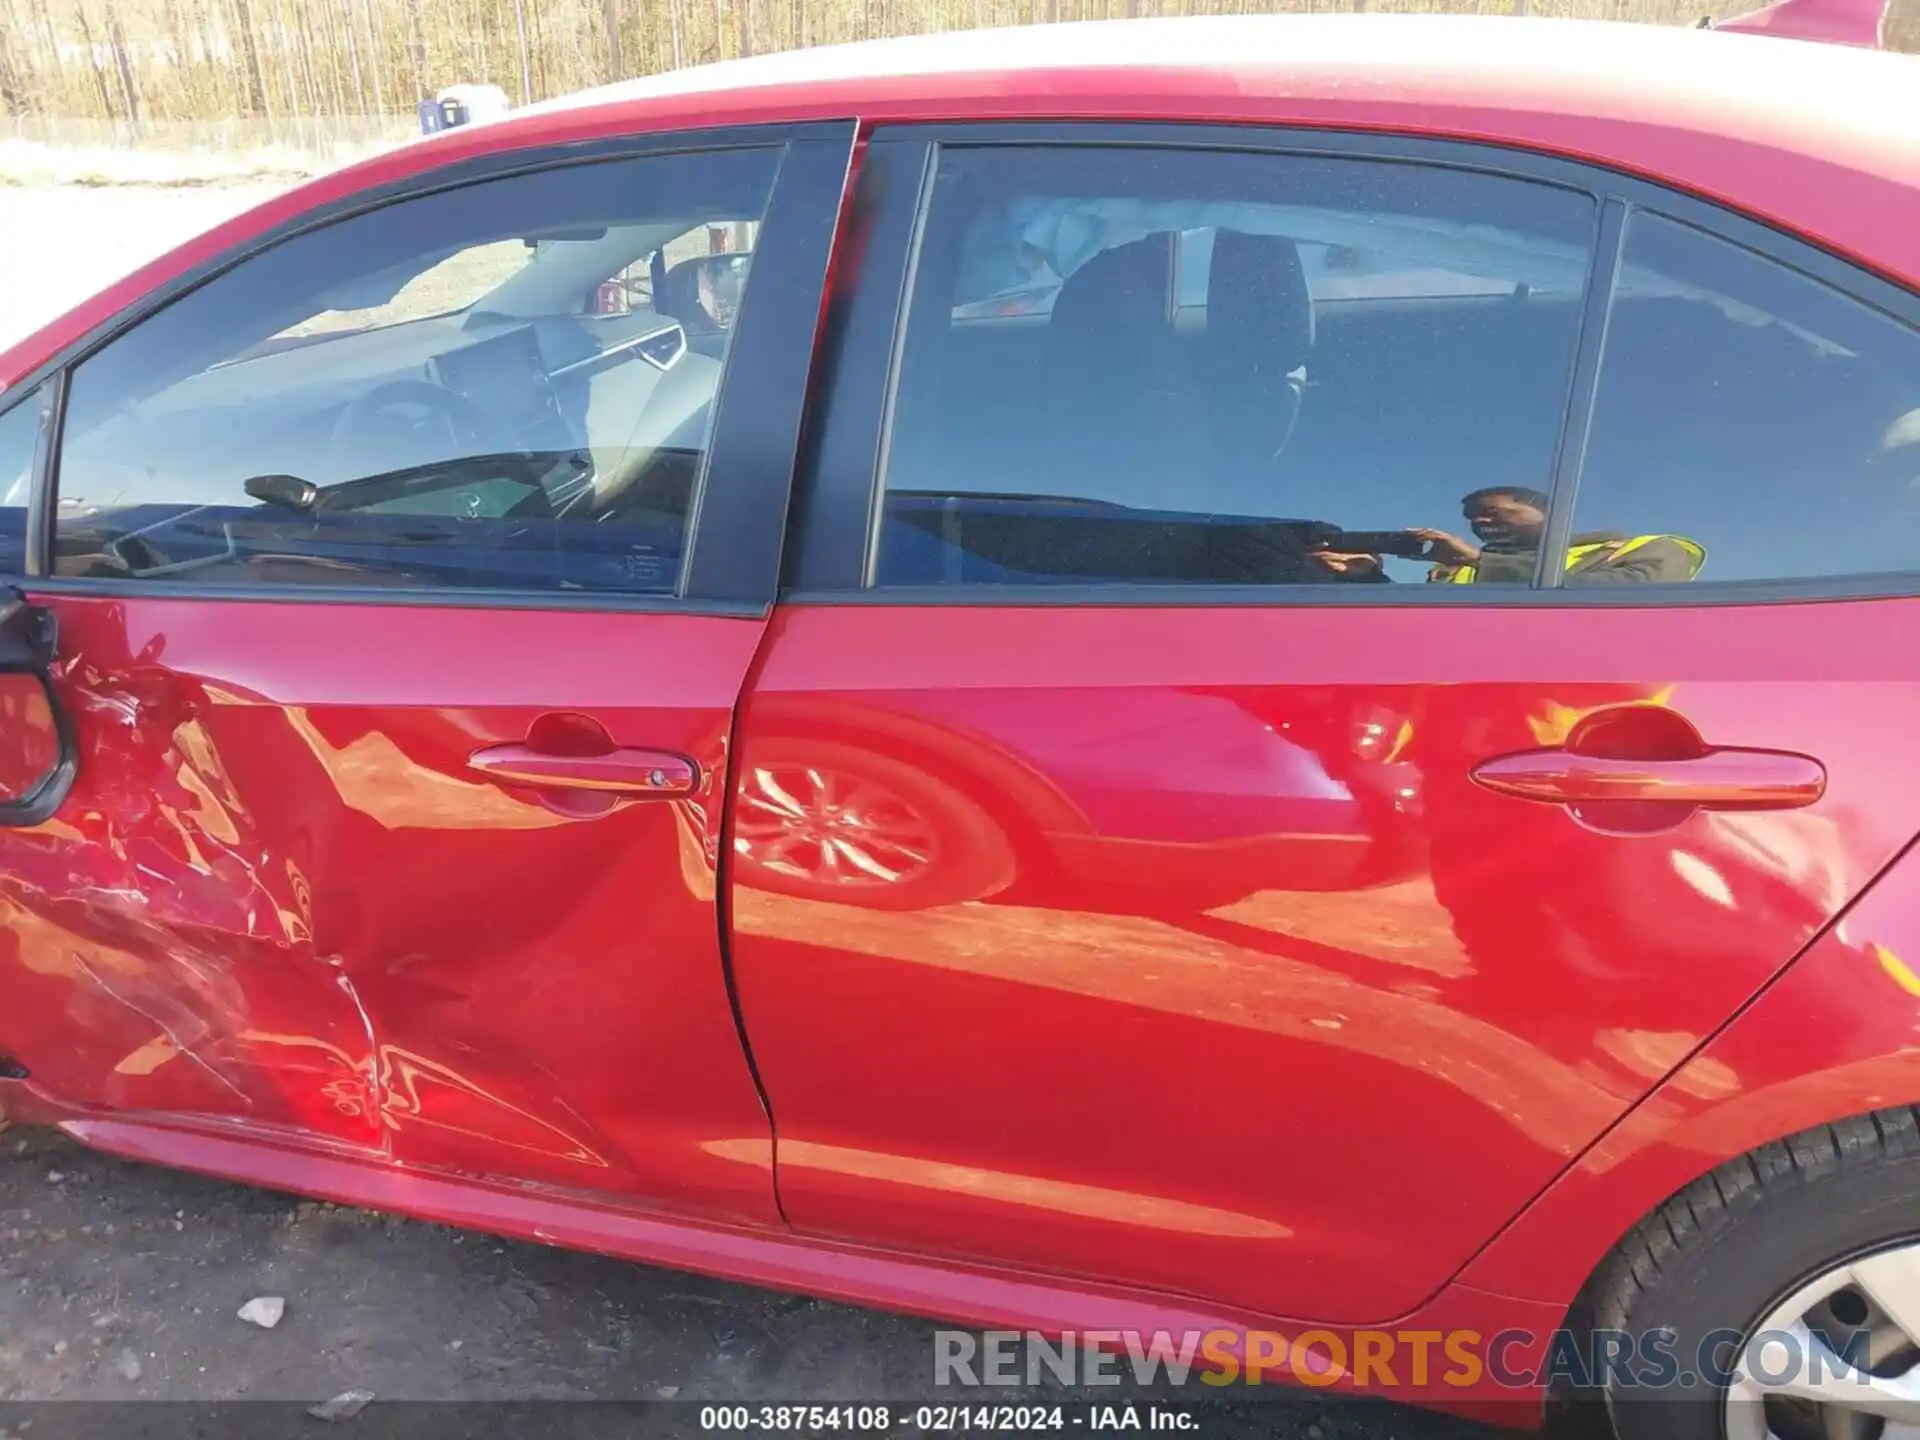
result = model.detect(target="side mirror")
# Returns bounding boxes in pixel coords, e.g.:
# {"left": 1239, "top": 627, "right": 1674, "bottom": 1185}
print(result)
{"left": 245, "top": 473, "right": 319, "bottom": 512}
{"left": 0, "top": 596, "right": 75, "bottom": 826}
{"left": 678, "top": 253, "right": 753, "bottom": 331}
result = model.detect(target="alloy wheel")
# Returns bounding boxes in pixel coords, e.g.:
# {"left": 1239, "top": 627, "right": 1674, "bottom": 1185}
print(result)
{"left": 1725, "top": 1243, "right": 1920, "bottom": 1440}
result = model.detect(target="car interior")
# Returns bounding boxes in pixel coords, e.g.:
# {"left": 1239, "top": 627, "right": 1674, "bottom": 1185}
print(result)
{"left": 881, "top": 207, "right": 1587, "bottom": 586}
{"left": 34, "top": 166, "right": 1920, "bottom": 595}
{"left": 50, "top": 190, "right": 768, "bottom": 593}
{"left": 877, "top": 193, "right": 1920, "bottom": 588}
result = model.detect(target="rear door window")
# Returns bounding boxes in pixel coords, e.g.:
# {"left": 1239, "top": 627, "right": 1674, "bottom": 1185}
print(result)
{"left": 883, "top": 145, "right": 1598, "bottom": 588}
{"left": 1568, "top": 212, "right": 1920, "bottom": 586}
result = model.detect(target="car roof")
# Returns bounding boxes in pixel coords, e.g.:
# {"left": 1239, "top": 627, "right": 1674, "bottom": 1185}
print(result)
{"left": 5, "top": 14, "right": 1918, "bottom": 390}
{"left": 505, "top": 14, "right": 1920, "bottom": 286}
{"left": 527, "top": 10, "right": 1907, "bottom": 128}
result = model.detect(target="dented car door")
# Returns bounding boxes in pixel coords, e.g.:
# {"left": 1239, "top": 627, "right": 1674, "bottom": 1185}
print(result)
{"left": 0, "top": 122, "right": 852, "bottom": 1222}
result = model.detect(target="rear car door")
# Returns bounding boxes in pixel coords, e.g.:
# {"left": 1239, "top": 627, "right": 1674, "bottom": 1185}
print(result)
{"left": 0, "top": 123, "right": 852, "bottom": 1222}
{"left": 730, "top": 129, "right": 1920, "bottom": 1322}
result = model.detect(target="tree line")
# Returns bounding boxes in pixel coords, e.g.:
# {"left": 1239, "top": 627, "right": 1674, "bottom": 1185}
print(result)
{"left": 0, "top": 0, "right": 1912, "bottom": 135}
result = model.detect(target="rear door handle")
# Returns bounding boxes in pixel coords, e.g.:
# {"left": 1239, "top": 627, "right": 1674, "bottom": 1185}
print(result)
{"left": 1470, "top": 747, "right": 1826, "bottom": 810}
{"left": 467, "top": 743, "right": 698, "bottom": 797}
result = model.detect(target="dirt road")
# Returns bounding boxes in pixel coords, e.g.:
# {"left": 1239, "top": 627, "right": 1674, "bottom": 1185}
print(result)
{"left": 1, "top": 1128, "right": 1515, "bottom": 1438}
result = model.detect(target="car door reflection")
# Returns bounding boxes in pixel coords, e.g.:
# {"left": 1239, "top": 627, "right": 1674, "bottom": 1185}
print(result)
{"left": 730, "top": 680, "right": 1850, "bottom": 1133}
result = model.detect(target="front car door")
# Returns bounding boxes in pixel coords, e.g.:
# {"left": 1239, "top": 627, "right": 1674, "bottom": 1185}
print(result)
{"left": 729, "top": 128, "right": 1920, "bottom": 1323}
{"left": 0, "top": 122, "right": 852, "bottom": 1223}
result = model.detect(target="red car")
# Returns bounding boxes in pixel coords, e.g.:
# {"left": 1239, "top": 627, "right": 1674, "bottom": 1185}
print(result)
{"left": 1, "top": 7, "right": 1918, "bottom": 1436}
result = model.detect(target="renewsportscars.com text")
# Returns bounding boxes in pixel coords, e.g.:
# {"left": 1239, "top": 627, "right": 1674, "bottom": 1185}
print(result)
{"left": 934, "top": 1326, "right": 1867, "bottom": 1394}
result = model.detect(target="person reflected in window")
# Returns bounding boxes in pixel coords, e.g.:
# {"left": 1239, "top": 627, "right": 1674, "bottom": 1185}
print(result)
{"left": 1416, "top": 485, "right": 1705, "bottom": 585}
{"left": 1311, "top": 547, "right": 1393, "bottom": 582}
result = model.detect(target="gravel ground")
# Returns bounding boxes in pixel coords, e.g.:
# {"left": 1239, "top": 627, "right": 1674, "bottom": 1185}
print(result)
{"left": 0, "top": 180, "right": 1560, "bottom": 1440}
{"left": 0, "top": 1128, "right": 1526, "bottom": 1439}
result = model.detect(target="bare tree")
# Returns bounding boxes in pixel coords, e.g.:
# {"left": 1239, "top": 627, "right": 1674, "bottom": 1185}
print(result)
{"left": 359, "top": 0, "right": 385, "bottom": 109}
{"left": 107, "top": 10, "right": 141, "bottom": 126}
{"left": 0, "top": 0, "right": 33, "bottom": 114}
{"left": 603, "top": 0, "right": 623, "bottom": 77}
{"left": 405, "top": 1, "right": 428, "bottom": 97}
{"left": 512, "top": 0, "right": 532, "bottom": 99}
{"left": 0, "top": 0, "right": 1908, "bottom": 134}
{"left": 230, "top": 0, "right": 269, "bottom": 113}
{"left": 69, "top": 1, "right": 115, "bottom": 120}
{"left": 338, "top": 0, "right": 367, "bottom": 107}
{"left": 273, "top": 0, "right": 307, "bottom": 118}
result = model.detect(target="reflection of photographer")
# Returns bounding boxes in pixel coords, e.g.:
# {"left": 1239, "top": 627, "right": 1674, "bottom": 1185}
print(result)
{"left": 1314, "top": 485, "right": 1705, "bottom": 584}
{"left": 1416, "top": 485, "right": 1553, "bottom": 584}
{"left": 1427, "top": 485, "right": 1705, "bottom": 585}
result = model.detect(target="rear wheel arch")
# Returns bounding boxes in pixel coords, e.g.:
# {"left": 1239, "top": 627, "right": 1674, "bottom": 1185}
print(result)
{"left": 1568, "top": 1105, "right": 1920, "bottom": 1327}
{"left": 1559, "top": 1105, "right": 1920, "bottom": 1439}
{"left": 1463, "top": 840, "right": 1920, "bottom": 1317}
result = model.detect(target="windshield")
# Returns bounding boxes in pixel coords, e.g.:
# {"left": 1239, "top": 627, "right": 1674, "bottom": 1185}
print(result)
{"left": 276, "top": 240, "right": 540, "bottom": 340}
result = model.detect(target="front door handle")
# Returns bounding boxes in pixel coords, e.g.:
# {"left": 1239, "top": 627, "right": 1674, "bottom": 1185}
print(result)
{"left": 1471, "top": 747, "right": 1826, "bottom": 810}
{"left": 467, "top": 743, "right": 698, "bottom": 797}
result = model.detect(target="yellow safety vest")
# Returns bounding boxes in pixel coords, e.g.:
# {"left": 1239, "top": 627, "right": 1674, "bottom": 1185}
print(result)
{"left": 1436, "top": 534, "right": 1706, "bottom": 584}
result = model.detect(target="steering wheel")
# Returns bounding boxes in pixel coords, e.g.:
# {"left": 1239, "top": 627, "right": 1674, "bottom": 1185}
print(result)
{"left": 328, "top": 379, "right": 492, "bottom": 469}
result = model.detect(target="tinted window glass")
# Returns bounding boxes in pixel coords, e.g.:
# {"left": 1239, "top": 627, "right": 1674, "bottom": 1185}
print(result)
{"left": 1176, "top": 227, "right": 1588, "bottom": 310}
{"left": 0, "top": 389, "right": 40, "bottom": 576}
{"left": 951, "top": 224, "right": 1571, "bottom": 323}
{"left": 55, "top": 150, "right": 778, "bottom": 595}
{"left": 879, "top": 146, "right": 1596, "bottom": 588}
{"left": 1572, "top": 213, "right": 1920, "bottom": 587}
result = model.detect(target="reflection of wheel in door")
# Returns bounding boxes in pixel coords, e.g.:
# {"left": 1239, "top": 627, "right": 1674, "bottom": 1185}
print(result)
{"left": 730, "top": 740, "right": 1014, "bottom": 911}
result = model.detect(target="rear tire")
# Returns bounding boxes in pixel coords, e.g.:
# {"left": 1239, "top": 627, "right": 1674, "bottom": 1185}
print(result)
{"left": 1587, "top": 1108, "right": 1920, "bottom": 1440}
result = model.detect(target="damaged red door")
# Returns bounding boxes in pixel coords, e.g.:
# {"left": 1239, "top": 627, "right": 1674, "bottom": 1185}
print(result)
{"left": 3, "top": 601, "right": 773, "bottom": 1217}
{"left": 0, "top": 122, "right": 854, "bottom": 1222}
